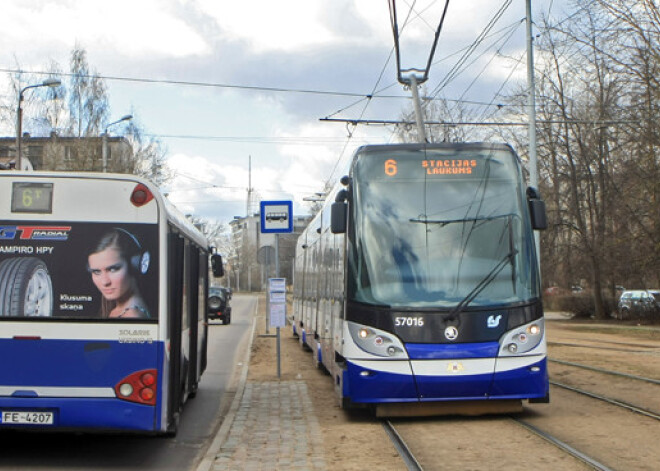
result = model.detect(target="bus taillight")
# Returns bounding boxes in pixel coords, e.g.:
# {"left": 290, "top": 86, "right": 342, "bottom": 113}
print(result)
{"left": 130, "top": 183, "right": 154, "bottom": 207}
{"left": 115, "top": 369, "right": 158, "bottom": 405}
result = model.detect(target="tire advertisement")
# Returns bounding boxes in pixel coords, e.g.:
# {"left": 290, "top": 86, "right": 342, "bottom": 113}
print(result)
{"left": 0, "top": 222, "right": 158, "bottom": 320}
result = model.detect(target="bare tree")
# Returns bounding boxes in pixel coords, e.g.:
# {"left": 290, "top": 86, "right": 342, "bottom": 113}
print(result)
{"left": 68, "top": 48, "right": 108, "bottom": 138}
{"left": 395, "top": 89, "right": 481, "bottom": 143}
{"left": 4, "top": 47, "right": 170, "bottom": 184}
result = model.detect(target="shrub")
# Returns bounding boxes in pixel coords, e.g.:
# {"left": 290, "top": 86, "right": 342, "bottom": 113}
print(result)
{"left": 544, "top": 294, "right": 616, "bottom": 318}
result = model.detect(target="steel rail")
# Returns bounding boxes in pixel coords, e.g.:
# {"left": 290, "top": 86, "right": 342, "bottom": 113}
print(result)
{"left": 511, "top": 417, "right": 614, "bottom": 471}
{"left": 548, "top": 341, "right": 649, "bottom": 353}
{"left": 550, "top": 358, "right": 660, "bottom": 385}
{"left": 551, "top": 381, "right": 660, "bottom": 421}
{"left": 551, "top": 336, "right": 660, "bottom": 350}
{"left": 382, "top": 420, "right": 424, "bottom": 471}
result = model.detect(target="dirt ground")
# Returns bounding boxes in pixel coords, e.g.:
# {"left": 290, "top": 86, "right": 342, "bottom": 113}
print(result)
{"left": 244, "top": 301, "right": 660, "bottom": 470}
{"left": 246, "top": 305, "right": 405, "bottom": 470}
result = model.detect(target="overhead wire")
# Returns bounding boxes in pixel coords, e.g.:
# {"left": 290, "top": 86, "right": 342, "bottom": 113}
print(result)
{"left": 453, "top": 19, "right": 523, "bottom": 106}
{"left": 427, "top": 0, "right": 513, "bottom": 100}
{"left": 323, "top": 1, "right": 423, "bottom": 186}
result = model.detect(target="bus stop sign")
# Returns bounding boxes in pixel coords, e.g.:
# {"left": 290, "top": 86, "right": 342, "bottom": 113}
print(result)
{"left": 260, "top": 200, "right": 293, "bottom": 233}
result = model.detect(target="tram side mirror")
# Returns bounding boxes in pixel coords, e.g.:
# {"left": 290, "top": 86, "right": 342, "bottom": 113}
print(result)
{"left": 211, "top": 254, "right": 224, "bottom": 277}
{"left": 526, "top": 187, "right": 547, "bottom": 230}
{"left": 331, "top": 202, "right": 347, "bottom": 234}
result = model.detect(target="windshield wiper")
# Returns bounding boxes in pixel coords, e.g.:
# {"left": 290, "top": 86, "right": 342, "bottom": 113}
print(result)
{"left": 410, "top": 213, "right": 514, "bottom": 227}
{"left": 507, "top": 215, "right": 517, "bottom": 295}
{"left": 445, "top": 249, "right": 518, "bottom": 323}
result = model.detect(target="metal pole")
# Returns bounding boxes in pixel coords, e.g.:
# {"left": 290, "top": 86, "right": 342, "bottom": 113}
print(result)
{"left": 16, "top": 94, "right": 23, "bottom": 170}
{"left": 526, "top": 0, "right": 541, "bottom": 266}
{"left": 526, "top": 0, "right": 538, "bottom": 189}
{"left": 102, "top": 115, "right": 132, "bottom": 173}
{"left": 409, "top": 75, "right": 427, "bottom": 143}
{"left": 275, "top": 233, "right": 281, "bottom": 378}
{"left": 15, "top": 79, "right": 62, "bottom": 171}
{"left": 102, "top": 132, "right": 108, "bottom": 172}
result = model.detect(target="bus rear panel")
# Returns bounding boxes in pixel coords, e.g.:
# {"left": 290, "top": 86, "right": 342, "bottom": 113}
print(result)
{"left": 0, "top": 172, "right": 209, "bottom": 433}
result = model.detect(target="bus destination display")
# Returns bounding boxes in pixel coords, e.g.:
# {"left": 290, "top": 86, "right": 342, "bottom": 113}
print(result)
{"left": 11, "top": 182, "right": 53, "bottom": 213}
{"left": 384, "top": 158, "right": 479, "bottom": 177}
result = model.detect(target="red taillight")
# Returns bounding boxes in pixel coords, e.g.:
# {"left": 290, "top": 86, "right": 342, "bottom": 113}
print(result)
{"left": 115, "top": 369, "right": 158, "bottom": 405}
{"left": 142, "top": 372, "right": 156, "bottom": 387}
{"left": 130, "top": 183, "right": 154, "bottom": 207}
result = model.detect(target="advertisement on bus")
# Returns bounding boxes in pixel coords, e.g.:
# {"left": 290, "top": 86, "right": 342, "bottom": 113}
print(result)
{"left": 0, "top": 223, "right": 159, "bottom": 320}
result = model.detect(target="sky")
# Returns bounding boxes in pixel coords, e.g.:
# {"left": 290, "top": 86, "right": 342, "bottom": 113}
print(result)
{"left": 0, "top": 0, "right": 572, "bottom": 227}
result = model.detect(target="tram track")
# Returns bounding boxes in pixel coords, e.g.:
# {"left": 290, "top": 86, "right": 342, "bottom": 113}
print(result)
{"left": 549, "top": 358, "right": 660, "bottom": 386}
{"left": 552, "top": 336, "right": 660, "bottom": 350}
{"left": 382, "top": 420, "right": 424, "bottom": 471}
{"left": 550, "top": 380, "right": 660, "bottom": 421}
{"left": 548, "top": 355, "right": 660, "bottom": 420}
{"left": 378, "top": 327, "right": 660, "bottom": 470}
{"left": 384, "top": 413, "right": 612, "bottom": 471}
{"left": 382, "top": 372, "right": 660, "bottom": 471}
{"left": 511, "top": 417, "right": 613, "bottom": 471}
{"left": 548, "top": 341, "right": 655, "bottom": 354}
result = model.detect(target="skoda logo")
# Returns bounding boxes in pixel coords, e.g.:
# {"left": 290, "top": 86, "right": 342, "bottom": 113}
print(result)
{"left": 444, "top": 326, "right": 459, "bottom": 341}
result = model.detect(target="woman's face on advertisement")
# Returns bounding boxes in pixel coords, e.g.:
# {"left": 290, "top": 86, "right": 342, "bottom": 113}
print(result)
{"left": 88, "top": 248, "right": 131, "bottom": 301}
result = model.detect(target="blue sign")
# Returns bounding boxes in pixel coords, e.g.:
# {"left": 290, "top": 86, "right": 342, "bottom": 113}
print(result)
{"left": 260, "top": 200, "right": 293, "bottom": 233}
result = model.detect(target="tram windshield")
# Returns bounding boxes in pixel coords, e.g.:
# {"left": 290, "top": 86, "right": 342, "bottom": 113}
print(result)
{"left": 347, "top": 144, "right": 540, "bottom": 309}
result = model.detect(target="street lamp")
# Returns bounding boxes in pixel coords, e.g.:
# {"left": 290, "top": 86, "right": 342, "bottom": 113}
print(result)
{"left": 302, "top": 192, "right": 326, "bottom": 202}
{"left": 102, "top": 114, "right": 133, "bottom": 172}
{"left": 16, "top": 78, "right": 61, "bottom": 170}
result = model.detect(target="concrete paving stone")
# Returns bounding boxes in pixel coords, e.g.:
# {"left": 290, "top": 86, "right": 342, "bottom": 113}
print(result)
{"left": 210, "top": 380, "right": 326, "bottom": 470}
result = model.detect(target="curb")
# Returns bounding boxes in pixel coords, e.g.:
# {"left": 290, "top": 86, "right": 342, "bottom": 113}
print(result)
{"left": 195, "top": 297, "right": 259, "bottom": 471}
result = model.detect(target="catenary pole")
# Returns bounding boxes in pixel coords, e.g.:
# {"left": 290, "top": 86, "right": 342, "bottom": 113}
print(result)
{"left": 526, "top": 0, "right": 541, "bottom": 266}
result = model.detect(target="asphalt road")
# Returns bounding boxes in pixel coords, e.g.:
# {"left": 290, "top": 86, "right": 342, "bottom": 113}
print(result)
{"left": 0, "top": 294, "right": 256, "bottom": 471}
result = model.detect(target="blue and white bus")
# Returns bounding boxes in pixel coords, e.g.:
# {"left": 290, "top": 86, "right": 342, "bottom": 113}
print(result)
{"left": 292, "top": 142, "right": 549, "bottom": 416}
{"left": 0, "top": 171, "right": 222, "bottom": 434}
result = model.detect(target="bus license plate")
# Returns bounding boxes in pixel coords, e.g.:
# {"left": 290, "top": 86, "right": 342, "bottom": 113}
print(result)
{"left": 1, "top": 411, "right": 54, "bottom": 425}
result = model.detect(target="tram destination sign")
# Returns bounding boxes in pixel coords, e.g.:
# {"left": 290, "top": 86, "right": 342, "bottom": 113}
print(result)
{"left": 260, "top": 200, "right": 293, "bottom": 234}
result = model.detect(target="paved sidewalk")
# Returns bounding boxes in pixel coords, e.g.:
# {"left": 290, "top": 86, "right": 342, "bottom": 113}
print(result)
{"left": 196, "top": 296, "right": 327, "bottom": 471}
{"left": 211, "top": 381, "right": 326, "bottom": 470}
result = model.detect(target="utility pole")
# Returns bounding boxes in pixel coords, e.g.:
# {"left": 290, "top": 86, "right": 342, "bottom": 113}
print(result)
{"left": 246, "top": 155, "right": 253, "bottom": 217}
{"left": 526, "top": 0, "right": 538, "bottom": 191}
{"left": 526, "top": 0, "right": 541, "bottom": 266}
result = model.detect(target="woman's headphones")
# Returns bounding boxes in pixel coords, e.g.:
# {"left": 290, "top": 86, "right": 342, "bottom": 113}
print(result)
{"left": 115, "top": 228, "right": 150, "bottom": 275}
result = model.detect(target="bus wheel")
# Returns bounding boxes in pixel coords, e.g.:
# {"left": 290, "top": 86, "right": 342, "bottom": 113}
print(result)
{"left": 0, "top": 257, "right": 53, "bottom": 317}
{"left": 165, "top": 411, "right": 180, "bottom": 437}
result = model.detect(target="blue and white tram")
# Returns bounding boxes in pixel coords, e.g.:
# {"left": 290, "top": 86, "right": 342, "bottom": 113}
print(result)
{"left": 292, "top": 143, "right": 549, "bottom": 415}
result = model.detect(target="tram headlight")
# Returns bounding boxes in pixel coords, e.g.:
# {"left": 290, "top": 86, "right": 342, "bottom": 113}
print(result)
{"left": 387, "top": 346, "right": 402, "bottom": 356}
{"left": 499, "top": 319, "right": 544, "bottom": 356}
{"left": 347, "top": 322, "right": 408, "bottom": 358}
{"left": 528, "top": 324, "right": 541, "bottom": 335}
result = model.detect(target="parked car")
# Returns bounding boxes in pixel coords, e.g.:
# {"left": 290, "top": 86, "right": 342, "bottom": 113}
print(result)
{"left": 650, "top": 290, "right": 660, "bottom": 309}
{"left": 208, "top": 287, "right": 232, "bottom": 324}
{"left": 617, "top": 290, "right": 659, "bottom": 319}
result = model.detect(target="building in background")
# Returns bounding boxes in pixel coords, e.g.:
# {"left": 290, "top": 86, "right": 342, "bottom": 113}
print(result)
{"left": 0, "top": 132, "right": 132, "bottom": 171}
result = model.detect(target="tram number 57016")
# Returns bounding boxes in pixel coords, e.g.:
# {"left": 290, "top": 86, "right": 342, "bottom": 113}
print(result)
{"left": 395, "top": 316, "right": 424, "bottom": 327}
